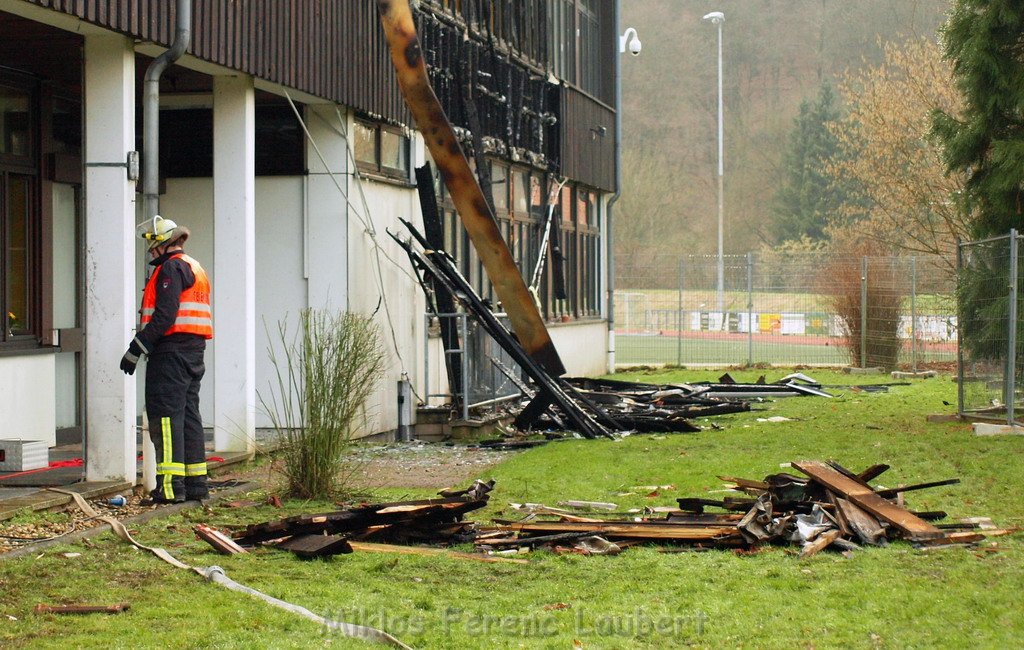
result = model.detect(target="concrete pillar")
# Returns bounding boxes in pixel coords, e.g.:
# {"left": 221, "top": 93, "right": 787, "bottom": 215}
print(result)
{"left": 305, "top": 104, "right": 349, "bottom": 310}
{"left": 212, "top": 75, "right": 257, "bottom": 452}
{"left": 83, "top": 35, "right": 137, "bottom": 482}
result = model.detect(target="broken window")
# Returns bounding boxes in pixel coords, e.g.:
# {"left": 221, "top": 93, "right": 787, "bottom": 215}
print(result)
{"left": 353, "top": 119, "right": 410, "bottom": 182}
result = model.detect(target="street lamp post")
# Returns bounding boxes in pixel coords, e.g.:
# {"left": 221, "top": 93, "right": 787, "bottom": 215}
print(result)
{"left": 607, "top": 4, "right": 641, "bottom": 373}
{"left": 702, "top": 11, "right": 725, "bottom": 314}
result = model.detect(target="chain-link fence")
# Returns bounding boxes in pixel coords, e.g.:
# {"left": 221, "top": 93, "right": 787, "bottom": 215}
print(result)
{"left": 958, "top": 232, "right": 1023, "bottom": 424}
{"left": 615, "top": 252, "right": 957, "bottom": 368}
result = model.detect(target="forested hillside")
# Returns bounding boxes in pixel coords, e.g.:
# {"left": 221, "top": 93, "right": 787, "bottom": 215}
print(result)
{"left": 616, "top": 0, "right": 950, "bottom": 273}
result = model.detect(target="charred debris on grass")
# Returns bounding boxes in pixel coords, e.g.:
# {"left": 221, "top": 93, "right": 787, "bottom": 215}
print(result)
{"left": 199, "top": 465, "right": 1015, "bottom": 562}
{"left": 390, "top": 205, "right": 833, "bottom": 441}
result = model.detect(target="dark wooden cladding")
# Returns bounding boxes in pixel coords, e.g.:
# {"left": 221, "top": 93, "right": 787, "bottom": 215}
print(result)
{"left": 22, "top": 0, "right": 616, "bottom": 188}
{"left": 23, "top": 0, "right": 409, "bottom": 124}
{"left": 560, "top": 87, "right": 615, "bottom": 192}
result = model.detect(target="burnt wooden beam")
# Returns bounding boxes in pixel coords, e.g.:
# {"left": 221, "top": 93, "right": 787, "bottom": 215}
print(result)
{"left": 34, "top": 603, "right": 130, "bottom": 615}
{"left": 390, "top": 225, "right": 611, "bottom": 439}
{"left": 277, "top": 534, "right": 353, "bottom": 558}
{"left": 792, "top": 461, "right": 945, "bottom": 541}
{"left": 857, "top": 463, "right": 891, "bottom": 482}
{"left": 875, "top": 479, "right": 961, "bottom": 499}
{"left": 377, "top": 0, "right": 565, "bottom": 375}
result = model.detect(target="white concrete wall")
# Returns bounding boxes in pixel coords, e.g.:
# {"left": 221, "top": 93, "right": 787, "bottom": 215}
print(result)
{"left": 549, "top": 320, "right": 610, "bottom": 377}
{"left": 0, "top": 355, "right": 56, "bottom": 446}
{"left": 137, "top": 177, "right": 307, "bottom": 429}
{"left": 345, "top": 174, "right": 427, "bottom": 437}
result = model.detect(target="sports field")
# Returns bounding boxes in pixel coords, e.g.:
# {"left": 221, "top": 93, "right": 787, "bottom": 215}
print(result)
{"left": 615, "top": 331, "right": 956, "bottom": 366}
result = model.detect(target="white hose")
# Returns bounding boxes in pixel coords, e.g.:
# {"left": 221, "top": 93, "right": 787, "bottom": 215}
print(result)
{"left": 202, "top": 566, "right": 413, "bottom": 649}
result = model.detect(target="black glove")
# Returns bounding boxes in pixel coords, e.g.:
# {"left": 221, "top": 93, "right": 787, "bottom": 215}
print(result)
{"left": 120, "top": 340, "right": 143, "bottom": 375}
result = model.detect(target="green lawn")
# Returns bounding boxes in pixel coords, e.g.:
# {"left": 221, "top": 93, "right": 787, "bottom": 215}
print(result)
{"left": 2, "top": 369, "right": 1022, "bottom": 649}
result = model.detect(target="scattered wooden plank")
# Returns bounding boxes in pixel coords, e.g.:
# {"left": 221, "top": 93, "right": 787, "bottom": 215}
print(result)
{"left": 34, "top": 603, "right": 130, "bottom": 615}
{"left": 556, "top": 501, "right": 618, "bottom": 511}
{"left": 799, "top": 529, "right": 841, "bottom": 559}
{"left": 276, "top": 534, "right": 353, "bottom": 558}
{"left": 915, "top": 532, "right": 986, "bottom": 547}
{"left": 875, "top": 479, "right": 960, "bottom": 499}
{"left": 857, "top": 464, "right": 890, "bottom": 482}
{"left": 826, "top": 492, "right": 853, "bottom": 538}
{"left": 477, "top": 531, "right": 595, "bottom": 548}
{"left": 717, "top": 476, "right": 769, "bottom": 491}
{"left": 826, "top": 461, "right": 874, "bottom": 489}
{"left": 504, "top": 521, "right": 743, "bottom": 542}
{"left": 349, "top": 541, "right": 529, "bottom": 564}
{"left": 794, "top": 461, "right": 944, "bottom": 540}
{"left": 194, "top": 524, "right": 248, "bottom": 555}
{"left": 676, "top": 497, "right": 754, "bottom": 513}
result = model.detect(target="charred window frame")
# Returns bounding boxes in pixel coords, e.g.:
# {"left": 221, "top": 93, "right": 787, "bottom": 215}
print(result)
{"left": 578, "top": 0, "right": 601, "bottom": 98}
{"left": 0, "top": 77, "right": 41, "bottom": 346}
{"left": 354, "top": 118, "right": 411, "bottom": 183}
{"left": 551, "top": 185, "right": 576, "bottom": 320}
{"left": 543, "top": 183, "right": 602, "bottom": 322}
{"left": 576, "top": 187, "right": 601, "bottom": 318}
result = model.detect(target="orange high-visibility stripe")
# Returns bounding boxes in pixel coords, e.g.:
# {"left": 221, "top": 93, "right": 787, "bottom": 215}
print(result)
{"left": 140, "top": 253, "right": 213, "bottom": 339}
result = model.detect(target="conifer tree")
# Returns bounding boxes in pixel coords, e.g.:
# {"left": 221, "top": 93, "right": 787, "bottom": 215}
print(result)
{"left": 932, "top": 0, "right": 1024, "bottom": 238}
{"left": 771, "top": 83, "right": 845, "bottom": 244}
{"left": 932, "top": 0, "right": 1024, "bottom": 362}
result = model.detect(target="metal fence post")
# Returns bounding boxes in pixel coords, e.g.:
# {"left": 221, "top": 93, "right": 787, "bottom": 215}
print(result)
{"left": 461, "top": 313, "right": 470, "bottom": 422}
{"left": 747, "top": 251, "right": 754, "bottom": 366}
{"left": 423, "top": 313, "right": 430, "bottom": 406}
{"left": 911, "top": 256, "right": 918, "bottom": 372}
{"left": 861, "top": 256, "right": 868, "bottom": 369}
{"left": 676, "top": 257, "right": 684, "bottom": 367}
{"left": 1007, "top": 230, "right": 1018, "bottom": 425}
{"left": 956, "top": 240, "right": 965, "bottom": 418}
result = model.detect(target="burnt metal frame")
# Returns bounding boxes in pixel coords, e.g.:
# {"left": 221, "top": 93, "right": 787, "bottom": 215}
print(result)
{"left": 391, "top": 219, "right": 612, "bottom": 439}
{"left": 378, "top": 0, "right": 565, "bottom": 375}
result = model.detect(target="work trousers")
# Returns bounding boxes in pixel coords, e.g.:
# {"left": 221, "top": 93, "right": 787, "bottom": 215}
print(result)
{"left": 146, "top": 348, "right": 207, "bottom": 500}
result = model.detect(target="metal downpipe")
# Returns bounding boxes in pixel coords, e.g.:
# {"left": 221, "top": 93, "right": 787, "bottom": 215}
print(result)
{"left": 140, "top": 0, "right": 191, "bottom": 492}
{"left": 607, "top": 0, "right": 622, "bottom": 373}
{"left": 142, "top": 0, "right": 192, "bottom": 221}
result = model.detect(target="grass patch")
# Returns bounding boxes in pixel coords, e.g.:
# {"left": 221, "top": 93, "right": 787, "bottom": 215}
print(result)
{"left": 2, "top": 369, "right": 1023, "bottom": 648}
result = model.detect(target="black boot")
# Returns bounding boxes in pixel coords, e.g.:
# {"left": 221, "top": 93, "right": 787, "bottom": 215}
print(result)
{"left": 142, "top": 487, "right": 186, "bottom": 505}
{"left": 185, "top": 475, "right": 210, "bottom": 501}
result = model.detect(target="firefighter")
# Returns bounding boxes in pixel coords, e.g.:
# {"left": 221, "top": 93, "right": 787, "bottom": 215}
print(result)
{"left": 121, "top": 216, "right": 213, "bottom": 503}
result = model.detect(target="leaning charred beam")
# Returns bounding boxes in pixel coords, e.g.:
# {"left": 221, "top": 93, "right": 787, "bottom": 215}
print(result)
{"left": 377, "top": 0, "right": 565, "bottom": 376}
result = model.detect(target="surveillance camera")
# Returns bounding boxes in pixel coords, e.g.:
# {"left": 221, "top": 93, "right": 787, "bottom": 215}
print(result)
{"left": 619, "top": 27, "right": 642, "bottom": 56}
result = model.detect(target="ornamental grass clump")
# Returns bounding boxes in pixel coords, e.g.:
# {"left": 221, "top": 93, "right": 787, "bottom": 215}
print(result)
{"left": 260, "top": 309, "right": 385, "bottom": 499}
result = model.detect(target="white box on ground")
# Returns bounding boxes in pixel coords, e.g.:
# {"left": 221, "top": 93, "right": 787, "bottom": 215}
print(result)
{"left": 972, "top": 422, "right": 1024, "bottom": 437}
{"left": 0, "top": 439, "right": 49, "bottom": 472}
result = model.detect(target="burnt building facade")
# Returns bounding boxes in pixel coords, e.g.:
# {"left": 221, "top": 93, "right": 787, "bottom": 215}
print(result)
{"left": 0, "top": 0, "right": 616, "bottom": 485}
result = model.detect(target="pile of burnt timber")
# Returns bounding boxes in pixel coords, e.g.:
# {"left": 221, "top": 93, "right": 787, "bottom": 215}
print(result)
{"left": 392, "top": 218, "right": 755, "bottom": 438}
{"left": 479, "top": 462, "right": 1013, "bottom": 557}
{"left": 686, "top": 372, "right": 833, "bottom": 400}
{"left": 231, "top": 481, "right": 493, "bottom": 559}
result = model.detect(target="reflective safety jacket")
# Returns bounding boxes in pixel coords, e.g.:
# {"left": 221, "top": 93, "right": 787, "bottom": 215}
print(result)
{"left": 141, "top": 253, "right": 213, "bottom": 339}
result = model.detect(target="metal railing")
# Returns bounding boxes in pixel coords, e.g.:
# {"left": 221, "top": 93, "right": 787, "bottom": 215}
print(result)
{"left": 423, "top": 312, "right": 523, "bottom": 419}
{"left": 615, "top": 252, "right": 957, "bottom": 368}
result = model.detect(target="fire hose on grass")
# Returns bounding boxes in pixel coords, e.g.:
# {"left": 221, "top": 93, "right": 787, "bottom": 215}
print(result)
{"left": 52, "top": 488, "right": 413, "bottom": 649}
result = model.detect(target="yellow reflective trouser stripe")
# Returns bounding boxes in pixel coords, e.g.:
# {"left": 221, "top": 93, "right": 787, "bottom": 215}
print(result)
{"left": 157, "top": 463, "right": 186, "bottom": 476}
{"left": 185, "top": 462, "right": 208, "bottom": 477}
{"left": 161, "top": 417, "right": 174, "bottom": 499}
